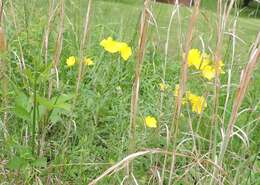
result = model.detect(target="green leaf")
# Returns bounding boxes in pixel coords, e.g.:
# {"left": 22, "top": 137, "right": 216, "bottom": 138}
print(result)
{"left": 49, "top": 109, "right": 62, "bottom": 123}
{"left": 52, "top": 94, "right": 73, "bottom": 111}
{"left": 56, "top": 94, "right": 74, "bottom": 103}
{"left": 54, "top": 103, "right": 71, "bottom": 111}
{"left": 37, "top": 95, "right": 55, "bottom": 110}
{"left": 15, "top": 92, "right": 29, "bottom": 109}
{"left": 14, "top": 105, "right": 31, "bottom": 121}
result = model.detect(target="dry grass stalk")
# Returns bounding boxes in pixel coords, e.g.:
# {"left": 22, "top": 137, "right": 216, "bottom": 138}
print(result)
{"left": 42, "top": 0, "right": 58, "bottom": 65}
{"left": 209, "top": 0, "right": 223, "bottom": 161}
{"left": 8, "top": 0, "right": 25, "bottom": 70}
{"left": 220, "top": 31, "right": 260, "bottom": 169}
{"left": 0, "top": 27, "right": 5, "bottom": 52}
{"left": 75, "top": 0, "right": 93, "bottom": 97}
{"left": 212, "top": 32, "right": 260, "bottom": 184}
{"left": 88, "top": 149, "right": 224, "bottom": 185}
{"left": 128, "top": 0, "right": 151, "bottom": 173}
{"left": 209, "top": 0, "right": 236, "bottom": 182}
{"left": 160, "top": 5, "right": 179, "bottom": 185}
{"left": 168, "top": 0, "right": 201, "bottom": 184}
{"left": 41, "top": 0, "right": 64, "bottom": 157}
{"left": 48, "top": 0, "right": 65, "bottom": 99}
{"left": 159, "top": 6, "right": 178, "bottom": 122}
{"left": 210, "top": 0, "right": 236, "bottom": 158}
{"left": 0, "top": 1, "right": 8, "bottom": 138}
{"left": 0, "top": 0, "right": 3, "bottom": 24}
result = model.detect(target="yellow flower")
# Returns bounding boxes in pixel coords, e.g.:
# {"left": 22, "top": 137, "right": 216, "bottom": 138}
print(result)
{"left": 188, "top": 93, "right": 207, "bottom": 114}
{"left": 188, "top": 49, "right": 201, "bottom": 69}
{"left": 84, "top": 58, "right": 94, "bottom": 66}
{"left": 201, "top": 65, "right": 215, "bottom": 80}
{"left": 159, "top": 83, "right": 168, "bottom": 92}
{"left": 100, "top": 37, "right": 121, "bottom": 53}
{"left": 100, "top": 37, "right": 132, "bottom": 60}
{"left": 66, "top": 56, "right": 76, "bottom": 67}
{"left": 201, "top": 60, "right": 225, "bottom": 80}
{"left": 119, "top": 44, "right": 132, "bottom": 61}
{"left": 145, "top": 116, "right": 157, "bottom": 128}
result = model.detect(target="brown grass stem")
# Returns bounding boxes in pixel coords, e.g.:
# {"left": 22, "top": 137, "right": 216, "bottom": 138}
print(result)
{"left": 128, "top": 0, "right": 151, "bottom": 177}
{"left": 47, "top": 0, "right": 64, "bottom": 99}
{"left": 211, "top": 32, "right": 260, "bottom": 184}
{"left": 42, "top": 0, "right": 58, "bottom": 66}
{"left": 168, "top": 1, "right": 201, "bottom": 184}
{"left": 89, "top": 148, "right": 224, "bottom": 185}
{"left": 8, "top": 0, "right": 25, "bottom": 70}
{"left": 210, "top": 0, "right": 236, "bottom": 182}
{"left": 75, "top": 0, "right": 93, "bottom": 98}
{"left": 0, "top": 2, "right": 8, "bottom": 138}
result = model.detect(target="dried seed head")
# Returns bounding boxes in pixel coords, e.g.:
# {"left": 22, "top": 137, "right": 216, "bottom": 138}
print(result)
{"left": 0, "top": 27, "right": 6, "bottom": 52}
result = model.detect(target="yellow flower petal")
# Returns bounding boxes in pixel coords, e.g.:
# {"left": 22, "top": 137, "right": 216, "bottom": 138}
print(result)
{"left": 120, "top": 45, "right": 132, "bottom": 61}
{"left": 100, "top": 37, "right": 121, "bottom": 53}
{"left": 188, "top": 49, "right": 201, "bottom": 69}
{"left": 66, "top": 56, "right": 76, "bottom": 67}
{"left": 201, "top": 65, "right": 215, "bottom": 80}
{"left": 145, "top": 116, "right": 157, "bottom": 128}
{"left": 100, "top": 37, "right": 132, "bottom": 60}
{"left": 188, "top": 93, "right": 207, "bottom": 114}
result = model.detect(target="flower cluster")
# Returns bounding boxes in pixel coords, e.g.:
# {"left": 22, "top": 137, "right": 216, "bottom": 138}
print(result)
{"left": 174, "top": 84, "right": 207, "bottom": 114}
{"left": 66, "top": 56, "right": 94, "bottom": 67}
{"left": 100, "top": 37, "right": 132, "bottom": 61}
{"left": 188, "top": 49, "right": 225, "bottom": 80}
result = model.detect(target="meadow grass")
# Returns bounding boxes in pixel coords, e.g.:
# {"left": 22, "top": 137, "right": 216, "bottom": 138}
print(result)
{"left": 0, "top": 0, "right": 260, "bottom": 184}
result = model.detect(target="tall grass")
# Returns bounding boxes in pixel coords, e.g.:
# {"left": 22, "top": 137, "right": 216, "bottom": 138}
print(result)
{"left": 0, "top": 0, "right": 259, "bottom": 184}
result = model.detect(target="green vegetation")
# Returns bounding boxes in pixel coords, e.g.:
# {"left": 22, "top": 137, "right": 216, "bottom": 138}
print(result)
{"left": 0, "top": 0, "right": 259, "bottom": 184}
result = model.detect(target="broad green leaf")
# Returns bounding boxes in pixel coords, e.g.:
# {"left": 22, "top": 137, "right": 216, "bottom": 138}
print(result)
{"left": 49, "top": 109, "right": 62, "bottom": 123}
{"left": 15, "top": 92, "right": 29, "bottom": 110}
{"left": 14, "top": 105, "right": 31, "bottom": 121}
{"left": 37, "top": 95, "right": 54, "bottom": 110}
